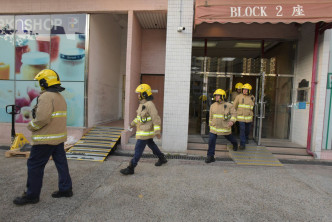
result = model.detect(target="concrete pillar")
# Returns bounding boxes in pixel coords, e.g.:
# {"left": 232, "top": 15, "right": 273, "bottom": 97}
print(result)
{"left": 121, "top": 11, "right": 141, "bottom": 146}
{"left": 162, "top": 0, "right": 194, "bottom": 152}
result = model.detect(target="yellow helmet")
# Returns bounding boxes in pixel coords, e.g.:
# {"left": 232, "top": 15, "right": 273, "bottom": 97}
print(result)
{"left": 34, "top": 69, "right": 61, "bottom": 90}
{"left": 235, "top": 83, "right": 243, "bottom": 89}
{"left": 213, "top": 89, "right": 226, "bottom": 101}
{"left": 199, "top": 95, "right": 207, "bottom": 101}
{"left": 135, "top": 84, "right": 152, "bottom": 99}
{"left": 242, "top": 83, "right": 252, "bottom": 94}
{"left": 242, "top": 83, "right": 252, "bottom": 90}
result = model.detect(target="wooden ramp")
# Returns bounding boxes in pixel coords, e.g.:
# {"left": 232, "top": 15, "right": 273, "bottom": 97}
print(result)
{"left": 227, "top": 145, "right": 283, "bottom": 167}
{"left": 66, "top": 126, "right": 123, "bottom": 162}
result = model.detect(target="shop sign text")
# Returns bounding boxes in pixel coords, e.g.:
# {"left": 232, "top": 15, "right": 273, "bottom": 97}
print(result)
{"left": 0, "top": 18, "right": 63, "bottom": 31}
{"left": 230, "top": 5, "right": 305, "bottom": 17}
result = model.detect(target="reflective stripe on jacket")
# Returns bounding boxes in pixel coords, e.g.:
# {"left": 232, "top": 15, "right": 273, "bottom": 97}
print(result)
{"left": 209, "top": 101, "right": 237, "bottom": 136}
{"left": 131, "top": 99, "right": 161, "bottom": 140}
{"left": 27, "top": 91, "right": 67, "bottom": 145}
{"left": 233, "top": 94, "right": 255, "bottom": 123}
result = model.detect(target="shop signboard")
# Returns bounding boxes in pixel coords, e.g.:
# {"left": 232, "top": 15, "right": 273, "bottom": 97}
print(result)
{"left": 0, "top": 14, "right": 86, "bottom": 127}
{"left": 195, "top": 1, "right": 332, "bottom": 25}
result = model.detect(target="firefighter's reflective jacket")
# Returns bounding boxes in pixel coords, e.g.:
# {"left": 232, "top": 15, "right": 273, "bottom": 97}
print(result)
{"left": 230, "top": 91, "right": 240, "bottom": 102}
{"left": 233, "top": 94, "right": 255, "bottom": 123}
{"left": 28, "top": 91, "right": 67, "bottom": 145}
{"left": 209, "top": 101, "right": 237, "bottom": 135}
{"left": 131, "top": 99, "right": 161, "bottom": 140}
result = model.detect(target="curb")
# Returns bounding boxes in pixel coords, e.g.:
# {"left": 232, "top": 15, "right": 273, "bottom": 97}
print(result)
{"left": 112, "top": 149, "right": 332, "bottom": 166}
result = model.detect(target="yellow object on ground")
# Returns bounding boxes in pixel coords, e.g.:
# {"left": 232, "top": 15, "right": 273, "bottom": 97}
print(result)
{"left": 66, "top": 126, "right": 123, "bottom": 162}
{"left": 227, "top": 145, "right": 283, "bottom": 166}
{"left": 10, "top": 133, "right": 30, "bottom": 150}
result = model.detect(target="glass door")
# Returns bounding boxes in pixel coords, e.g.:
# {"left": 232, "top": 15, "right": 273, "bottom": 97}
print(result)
{"left": 254, "top": 72, "right": 293, "bottom": 145}
{"left": 253, "top": 72, "right": 264, "bottom": 145}
{"left": 189, "top": 57, "right": 231, "bottom": 137}
{"left": 200, "top": 73, "right": 231, "bottom": 136}
{"left": 262, "top": 75, "right": 293, "bottom": 139}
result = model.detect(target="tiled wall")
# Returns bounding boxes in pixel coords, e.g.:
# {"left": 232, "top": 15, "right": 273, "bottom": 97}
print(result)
{"left": 291, "top": 23, "right": 315, "bottom": 147}
{"left": 312, "top": 29, "right": 331, "bottom": 157}
{"left": 162, "top": 0, "right": 194, "bottom": 152}
{"left": 292, "top": 25, "right": 331, "bottom": 158}
{"left": 322, "top": 30, "right": 332, "bottom": 153}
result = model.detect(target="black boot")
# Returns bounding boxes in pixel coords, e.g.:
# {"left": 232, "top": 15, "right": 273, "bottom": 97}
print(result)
{"left": 205, "top": 156, "right": 215, "bottom": 164}
{"left": 13, "top": 192, "right": 39, "bottom": 206}
{"left": 155, "top": 155, "right": 167, "bottom": 166}
{"left": 233, "top": 143, "right": 238, "bottom": 151}
{"left": 120, "top": 163, "right": 135, "bottom": 175}
{"left": 52, "top": 189, "right": 73, "bottom": 198}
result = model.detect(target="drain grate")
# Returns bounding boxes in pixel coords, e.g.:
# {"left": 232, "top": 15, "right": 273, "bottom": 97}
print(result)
{"left": 111, "top": 151, "right": 332, "bottom": 166}
{"left": 279, "top": 159, "right": 332, "bottom": 166}
{"left": 112, "top": 152, "right": 232, "bottom": 162}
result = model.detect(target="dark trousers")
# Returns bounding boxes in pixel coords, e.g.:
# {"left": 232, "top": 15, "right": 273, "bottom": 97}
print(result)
{"left": 207, "top": 132, "right": 238, "bottom": 157}
{"left": 131, "top": 139, "right": 163, "bottom": 167}
{"left": 232, "top": 121, "right": 240, "bottom": 135}
{"left": 239, "top": 122, "right": 251, "bottom": 146}
{"left": 26, "top": 143, "right": 72, "bottom": 199}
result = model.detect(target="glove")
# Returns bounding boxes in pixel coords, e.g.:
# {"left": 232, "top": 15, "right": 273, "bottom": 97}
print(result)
{"left": 228, "top": 121, "right": 234, "bottom": 127}
{"left": 127, "top": 126, "right": 133, "bottom": 132}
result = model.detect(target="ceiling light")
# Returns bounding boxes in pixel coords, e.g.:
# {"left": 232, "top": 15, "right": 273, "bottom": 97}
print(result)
{"left": 192, "top": 41, "right": 217, "bottom": 47}
{"left": 234, "top": 42, "right": 262, "bottom": 48}
{"left": 222, "top": 57, "right": 236, "bottom": 61}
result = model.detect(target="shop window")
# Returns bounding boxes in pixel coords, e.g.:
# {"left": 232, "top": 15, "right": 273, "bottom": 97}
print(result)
{"left": 297, "top": 79, "right": 309, "bottom": 102}
{"left": 0, "top": 14, "right": 87, "bottom": 127}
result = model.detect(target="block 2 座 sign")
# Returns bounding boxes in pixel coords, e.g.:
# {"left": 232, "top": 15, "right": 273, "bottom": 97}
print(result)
{"left": 230, "top": 5, "right": 305, "bottom": 18}
{"left": 195, "top": 1, "right": 332, "bottom": 25}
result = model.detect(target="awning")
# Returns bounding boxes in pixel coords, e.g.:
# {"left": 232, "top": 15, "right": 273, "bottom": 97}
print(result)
{"left": 195, "top": 0, "right": 332, "bottom": 25}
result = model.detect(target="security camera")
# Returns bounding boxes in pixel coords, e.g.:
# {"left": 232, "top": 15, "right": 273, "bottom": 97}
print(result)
{"left": 177, "top": 26, "right": 185, "bottom": 32}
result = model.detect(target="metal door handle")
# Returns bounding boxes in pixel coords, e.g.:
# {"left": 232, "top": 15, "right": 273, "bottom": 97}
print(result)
{"left": 262, "top": 103, "right": 266, "bottom": 118}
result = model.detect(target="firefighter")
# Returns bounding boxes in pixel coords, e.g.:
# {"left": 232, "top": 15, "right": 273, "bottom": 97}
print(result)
{"left": 230, "top": 82, "right": 243, "bottom": 102}
{"left": 13, "top": 69, "right": 72, "bottom": 206}
{"left": 120, "top": 84, "right": 167, "bottom": 175}
{"left": 206, "top": 89, "right": 238, "bottom": 164}
{"left": 230, "top": 82, "right": 243, "bottom": 134}
{"left": 233, "top": 83, "right": 255, "bottom": 150}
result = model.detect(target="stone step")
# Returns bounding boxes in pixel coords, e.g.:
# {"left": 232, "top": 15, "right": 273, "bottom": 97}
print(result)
{"left": 187, "top": 149, "right": 230, "bottom": 158}
{"left": 274, "top": 154, "right": 314, "bottom": 160}
{"left": 187, "top": 142, "right": 227, "bottom": 151}
{"left": 266, "top": 147, "right": 308, "bottom": 156}
{"left": 126, "top": 140, "right": 313, "bottom": 160}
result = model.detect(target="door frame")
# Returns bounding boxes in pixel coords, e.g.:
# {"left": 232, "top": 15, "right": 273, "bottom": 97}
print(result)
{"left": 254, "top": 72, "right": 294, "bottom": 145}
{"left": 190, "top": 57, "right": 295, "bottom": 145}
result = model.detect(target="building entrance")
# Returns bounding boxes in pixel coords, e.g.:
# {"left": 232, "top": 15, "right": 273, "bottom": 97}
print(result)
{"left": 254, "top": 73, "right": 293, "bottom": 145}
{"left": 189, "top": 40, "right": 295, "bottom": 146}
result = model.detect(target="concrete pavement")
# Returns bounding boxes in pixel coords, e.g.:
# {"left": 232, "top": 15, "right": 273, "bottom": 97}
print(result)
{"left": 1, "top": 149, "right": 332, "bottom": 222}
